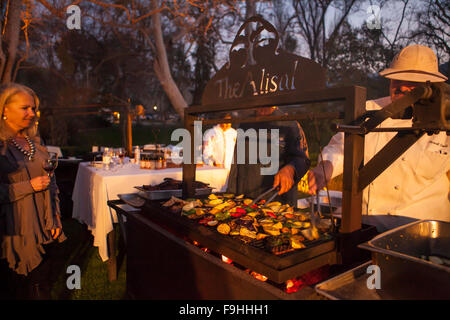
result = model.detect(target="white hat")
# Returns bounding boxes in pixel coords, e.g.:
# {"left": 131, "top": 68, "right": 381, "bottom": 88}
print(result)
{"left": 379, "top": 44, "right": 447, "bottom": 82}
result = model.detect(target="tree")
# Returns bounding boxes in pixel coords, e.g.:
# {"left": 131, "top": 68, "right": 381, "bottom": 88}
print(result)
{"left": 291, "top": 0, "right": 360, "bottom": 68}
{"left": 1, "top": 0, "right": 23, "bottom": 83}
{"left": 412, "top": 0, "right": 449, "bottom": 66}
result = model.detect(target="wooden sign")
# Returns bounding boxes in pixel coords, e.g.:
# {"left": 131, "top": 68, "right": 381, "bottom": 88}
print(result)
{"left": 202, "top": 16, "right": 326, "bottom": 106}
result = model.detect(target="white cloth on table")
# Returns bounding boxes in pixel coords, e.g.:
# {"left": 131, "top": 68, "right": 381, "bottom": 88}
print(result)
{"left": 321, "top": 96, "right": 450, "bottom": 222}
{"left": 72, "top": 162, "right": 230, "bottom": 261}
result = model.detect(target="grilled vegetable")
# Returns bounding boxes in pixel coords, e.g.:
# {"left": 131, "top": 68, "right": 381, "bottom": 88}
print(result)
{"left": 208, "top": 199, "right": 223, "bottom": 206}
{"left": 217, "top": 223, "right": 231, "bottom": 235}
{"left": 290, "top": 235, "right": 306, "bottom": 249}
{"left": 272, "top": 222, "right": 283, "bottom": 229}
{"left": 182, "top": 202, "right": 196, "bottom": 212}
{"left": 281, "top": 227, "right": 290, "bottom": 233}
{"left": 256, "top": 233, "right": 269, "bottom": 240}
{"left": 240, "top": 227, "right": 257, "bottom": 239}
{"left": 229, "top": 229, "right": 240, "bottom": 236}
{"left": 266, "top": 212, "right": 277, "bottom": 219}
{"left": 215, "top": 211, "right": 230, "bottom": 221}
{"left": 231, "top": 212, "right": 244, "bottom": 218}
{"left": 263, "top": 226, "right": 281, "bottom": 236}
{"left": 269, "top": 205, "right": 281, "bottom": 213}
{"left": 195, "top": 208, "right": 206, "bottom": 216}
{"left": 182, "top": 208, "right": 196, "bottom": 216}
{"left": 163, "top": 192, "right": 330, "bottom": 253}
{"left": 199, "top": 217, "right": 213, "bottom": 225}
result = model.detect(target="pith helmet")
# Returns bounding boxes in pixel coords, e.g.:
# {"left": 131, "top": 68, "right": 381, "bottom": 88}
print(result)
{"left": 379, "top": 44, "right": 447, "bottom": 82}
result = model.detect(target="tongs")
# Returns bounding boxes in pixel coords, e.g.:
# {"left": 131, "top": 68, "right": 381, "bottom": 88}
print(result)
{"left": 250, "top": 186, "right": 280, "bottom": 207}
{"left": 310, "top": 192, "right": 321, "bottom": 229}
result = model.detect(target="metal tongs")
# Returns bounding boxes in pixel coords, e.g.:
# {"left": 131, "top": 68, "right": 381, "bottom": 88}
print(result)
{"left": 310, "top": 192, "right": 321, "bottom": 229}
{"left": 250, "top": 186, "right": 280, "bottom": 207}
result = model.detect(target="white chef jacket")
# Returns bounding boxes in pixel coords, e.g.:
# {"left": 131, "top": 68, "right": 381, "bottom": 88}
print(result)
{"left": 203, "top": 125, "right": 237, "bottom": 169}
{"left": 322, "top": 96, "right": 450, "bottom": 222}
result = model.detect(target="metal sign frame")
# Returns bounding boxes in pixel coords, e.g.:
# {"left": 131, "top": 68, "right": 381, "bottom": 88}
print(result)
{"left": 181, "top": 16, "right": 367, "bottom": 234}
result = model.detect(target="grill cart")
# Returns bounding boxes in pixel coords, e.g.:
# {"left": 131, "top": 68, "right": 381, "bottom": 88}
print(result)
{"left": 108, "top": 16, "right": 449, "bottom": 299}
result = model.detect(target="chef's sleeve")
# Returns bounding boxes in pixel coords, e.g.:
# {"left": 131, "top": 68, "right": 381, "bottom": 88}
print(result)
{"left": 321, "top": 132, "right": 345, "bottom": 180}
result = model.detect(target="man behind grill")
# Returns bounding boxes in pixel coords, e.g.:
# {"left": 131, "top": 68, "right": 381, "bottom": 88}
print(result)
{"left": 307, "top": 44, "right": 450, "bottom": 232}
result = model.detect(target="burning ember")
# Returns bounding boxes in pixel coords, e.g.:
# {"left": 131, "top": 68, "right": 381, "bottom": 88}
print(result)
{"left": 190, "top": 238, "right": 327, "bottom": 291}
{"left": 221, "top": 255, "right": 233, "bottom": 264}
{"left": 244, "top": 269, "right": 268, "bottom": 282}
{"left": 285, "top": 265, "right": 330, "bottom": 293}
{"left": 250, "top": 271, "right": 268, "bottom": 282}
{"left": 191, "top": 240, "right": 209, "bottom": 252}
{"left": 285, "top": 279, "right": 306, "bottom": 293}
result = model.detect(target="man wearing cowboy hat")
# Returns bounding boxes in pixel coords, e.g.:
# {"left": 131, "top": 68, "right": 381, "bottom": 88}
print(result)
{"left": 308, "top": 44, "right": 449, "bottom": 232}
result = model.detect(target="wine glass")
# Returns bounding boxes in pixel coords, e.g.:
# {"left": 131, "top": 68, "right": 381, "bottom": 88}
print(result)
{"left": 43, "top": 152, "right": 58, "bottom": 177}
{"left": 117, "top": 147, "right": 125, "bottom": 166}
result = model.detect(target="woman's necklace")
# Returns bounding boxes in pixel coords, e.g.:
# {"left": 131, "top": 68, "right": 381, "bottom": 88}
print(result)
{"left": 10, "top": 136, "right": 36, "bottom": 160}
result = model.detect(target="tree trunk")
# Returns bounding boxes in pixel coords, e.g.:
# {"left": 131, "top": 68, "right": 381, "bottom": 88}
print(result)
{"left": 1, "top": 0, "right": 22, "bottom": 84}
{"left": 151, "top": 0, "right": 188, "bottom": 120}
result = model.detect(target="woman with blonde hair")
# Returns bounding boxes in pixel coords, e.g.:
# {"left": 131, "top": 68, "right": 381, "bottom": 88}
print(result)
{"left": 0, "top": 83, "right": 65, "bottom": 299}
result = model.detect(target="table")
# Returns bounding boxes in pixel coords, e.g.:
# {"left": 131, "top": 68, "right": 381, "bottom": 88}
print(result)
{"left": 71, "top": 162, "right": 231, "bottom": 280}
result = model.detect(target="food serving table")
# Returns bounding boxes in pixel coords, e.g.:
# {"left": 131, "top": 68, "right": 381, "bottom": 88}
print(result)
{"left": 71, "top": 162, "right": 230, "bottom": 280}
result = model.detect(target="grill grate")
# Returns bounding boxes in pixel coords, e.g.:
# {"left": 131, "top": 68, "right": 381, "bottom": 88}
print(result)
{"left": 232, "top": 233, "right": 334, "bottom": 257}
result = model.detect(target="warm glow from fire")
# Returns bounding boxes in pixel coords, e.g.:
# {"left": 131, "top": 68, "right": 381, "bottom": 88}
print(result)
{"left": 193, "top": 241, "right": 200, "bottom": 246}
{"left": 286, "top": 280, "right": 294, "bottom": 289}
{"left": 221, "top": 255, "right": 233, "bottom": 264}
{"left": 250, "top": 271, "right": 268, "bottom": 282}
{"left": 285, "top": 278, "right": 304, "bottom": 293}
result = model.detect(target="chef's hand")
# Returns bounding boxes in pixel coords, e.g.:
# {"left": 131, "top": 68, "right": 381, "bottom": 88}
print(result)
{"left": 30, "top": 176, "right": 51, "bottom": 192}
{"left": 307, "top": 160, "right": 333, "bottom": 194}
{"left": 51, "top": 228, "right": 61, "bottom": 240}
{"left": 273, "top": 165, "right": 295, "bottom": 195}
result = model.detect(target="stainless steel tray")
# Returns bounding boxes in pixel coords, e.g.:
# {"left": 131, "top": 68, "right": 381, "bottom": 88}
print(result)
{"left": 135, "top": 187, "right": 213, "bottom": 200}
{"left": 315, "top": 261, "right": 381, "bottom": 300}
{"left": 118, "top": 193, "right": 146, "bottom": 208}
{"left": 358, "top": 220, "right": 450, "bottom": 299}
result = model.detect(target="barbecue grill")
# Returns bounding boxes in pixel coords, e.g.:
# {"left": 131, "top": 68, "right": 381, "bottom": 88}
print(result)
{"left": 108, "top": 16, "right": 449, "bottom": 299}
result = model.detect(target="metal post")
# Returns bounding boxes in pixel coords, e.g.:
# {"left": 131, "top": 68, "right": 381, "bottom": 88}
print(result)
{"left": 123, "top": 99, "right": 133, "bottom": 156}
{"left": 182, "top": 112, "right": 196, "bottom": 198}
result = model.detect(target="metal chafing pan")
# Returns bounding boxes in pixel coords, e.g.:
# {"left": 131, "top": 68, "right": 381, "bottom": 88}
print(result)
{"left": 358, "top": 220, "right": 450, "bottom": 300}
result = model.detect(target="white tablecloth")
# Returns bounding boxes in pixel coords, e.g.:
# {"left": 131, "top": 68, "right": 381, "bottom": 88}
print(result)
{"left": 72, "top": 162, "right": 230, "bottom": 261}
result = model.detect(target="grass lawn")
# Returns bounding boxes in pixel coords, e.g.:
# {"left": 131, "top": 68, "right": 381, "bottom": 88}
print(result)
{"left": 50, "top": 218, "right": 126, "bottom": 300}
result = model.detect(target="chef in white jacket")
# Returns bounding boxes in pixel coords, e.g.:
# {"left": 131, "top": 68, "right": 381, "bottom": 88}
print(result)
{"left": 203, "top": 117, "right": 237, "bottom": 169}
{"left": 308, "top": 44, "right": 450, "bottom": 232}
